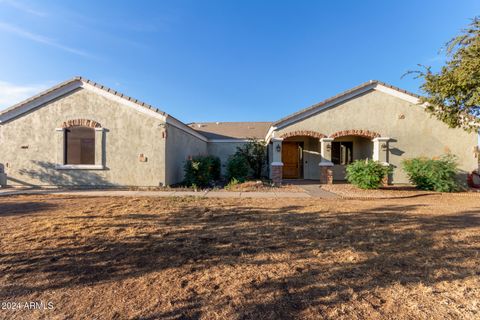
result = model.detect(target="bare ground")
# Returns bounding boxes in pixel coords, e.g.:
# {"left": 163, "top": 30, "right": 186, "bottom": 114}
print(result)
{"left": 0, "top": 194, "right": 479, "bottom": 319}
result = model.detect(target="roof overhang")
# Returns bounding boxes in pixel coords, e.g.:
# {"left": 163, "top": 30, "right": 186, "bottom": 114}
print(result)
{"left": 264, "top": 80, "right": 422, "bottom": 142}
{"left": 0, "top": 76, "right": 208, "bottom": 142}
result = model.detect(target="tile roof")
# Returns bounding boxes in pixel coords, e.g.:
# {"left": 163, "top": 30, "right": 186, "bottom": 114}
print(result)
{"left": 0, "top": 76, "right": 169, "bottom": 118}
{"left": 188, "top": 122, "right": 272, "bottom": 140}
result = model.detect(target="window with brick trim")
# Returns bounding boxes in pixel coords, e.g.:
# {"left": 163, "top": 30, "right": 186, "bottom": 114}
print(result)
{"left": 64, "top": 127, "right": 95, "bottom": 165}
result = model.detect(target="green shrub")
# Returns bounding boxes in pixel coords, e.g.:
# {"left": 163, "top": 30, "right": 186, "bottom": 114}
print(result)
{"left": 235, "top": 139, "right": 267, "bottom": 179}
{"left": 183, "top": 155, "right": 220, "bottom": 187}
{"left": 226, "top": 154, "right": 250, "bottom": 182}
{"left": 402, "top": 155, "right": 459, "bottom": 192}
{"left": 225, "top": 177, "right": 240, "bottom": 190}
{"left": 346, "top": 160, "right": 392, "bottom": 189}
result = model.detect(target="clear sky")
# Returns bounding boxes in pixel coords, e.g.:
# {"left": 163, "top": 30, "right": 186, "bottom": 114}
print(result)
{"left": 0, "top": 0, "right": 478, "bottom": 123}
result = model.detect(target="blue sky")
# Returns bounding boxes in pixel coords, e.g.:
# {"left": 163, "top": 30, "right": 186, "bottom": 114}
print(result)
{"left": 0, "top": 0, "right": 478, "bottom": 122}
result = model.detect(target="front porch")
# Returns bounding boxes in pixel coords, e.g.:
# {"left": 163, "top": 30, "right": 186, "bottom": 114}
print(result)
{"left": 269, "top": 130, "right": 390, "bottom": 185}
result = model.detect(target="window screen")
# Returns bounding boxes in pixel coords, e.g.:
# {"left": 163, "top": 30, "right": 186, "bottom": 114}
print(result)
{"left": 65, "top": 127, "right": 95, "bottom": 165}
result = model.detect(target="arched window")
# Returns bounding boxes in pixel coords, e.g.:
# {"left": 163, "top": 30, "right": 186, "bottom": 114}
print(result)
{"left": 64, "top": 127, "right": 95, "bottom": 165}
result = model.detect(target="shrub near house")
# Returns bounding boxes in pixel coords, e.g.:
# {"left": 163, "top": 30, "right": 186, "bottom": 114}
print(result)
{"left": 346, "top": 160, "right": 392, "bottom": 189}
{"left": 183, "top": 156, "right": 221, "bottom": 187}
{"left": 402, "top": 155, "right": 459, "bottom": 192}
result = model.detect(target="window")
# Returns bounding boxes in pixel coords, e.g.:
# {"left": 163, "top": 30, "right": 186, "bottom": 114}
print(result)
{"left": 64, "top": 127, "right": 95, "bottom": 165}
{"left": 332, "top": 141, "right": 353, "bottom": 165}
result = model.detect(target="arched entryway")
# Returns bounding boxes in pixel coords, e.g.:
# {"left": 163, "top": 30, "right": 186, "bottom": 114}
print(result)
{"left": 269, "top": 129, "right": 390, "bottom": 185}
{"left": 279, "top": 131, "right": 325, "bottom": 180}
{"left": 330, "top": 135, "right": 374, "bottom": 181}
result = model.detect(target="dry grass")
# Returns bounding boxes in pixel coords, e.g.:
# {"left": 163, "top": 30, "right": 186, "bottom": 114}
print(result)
{"left": 0, "top": 194, "right": 479, "bottom": 319}
{"left": 321, "top": 183, "right": 480, "bottom": 199}
{"left": 224, "top": 181, "right": 304, "bottom": 192}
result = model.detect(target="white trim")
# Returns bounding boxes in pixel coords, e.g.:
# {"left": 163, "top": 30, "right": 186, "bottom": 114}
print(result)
{"left": 208, "top": 139, "right": 249, "bottom": 143}
{"left": 55, "top": 164, "right": 105, "bottom": 170}
{"left": 275, "top": 84, "right": 375, "bottom": 129}
{"left": 320, "top": 137, "right": 334, "bottom": 143}
{"left": 271, "top": 162, "right": 284, "bottom": 166}
{"left": 372, "top": 137, "right": 391, "bottom": 142}
{"left": 318, "top": 161, "right": 334, "bottom": 167}
{"left": 166, "top": 116, "right": 208, "bottom": 142}
{"left": 271, "top": 137, "right": 284, "bottom": 142}
{"left": 275, "top": 82, "right": 422, "bottom": 130}
{"left": 264, "top": 125, "right": 277, "bottom": 143}
{"left": 374, "top": 84, "right": 420, "bottom": 104}
{"left": 82, "top": 82, "right": 167, "bottom": 122}
{"left": 0, "top": 80, "right": 83, "bottom": 123}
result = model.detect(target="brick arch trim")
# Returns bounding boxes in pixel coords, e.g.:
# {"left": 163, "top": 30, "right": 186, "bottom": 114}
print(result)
{"left": 329, "top": 129, "right": 381, "bottom": 139}
{"left": 61, "top": 119, "right": 102, "bottom": 129}
{"left": 280, "top": 130, "right": 326, "bottom": 139}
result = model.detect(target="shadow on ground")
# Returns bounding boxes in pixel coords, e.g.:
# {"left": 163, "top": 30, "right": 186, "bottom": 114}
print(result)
{"left": 0, "top": 196, "right": 479, "bottom": 319}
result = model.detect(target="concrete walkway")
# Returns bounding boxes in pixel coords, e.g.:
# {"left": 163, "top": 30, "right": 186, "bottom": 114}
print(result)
{"left": 0, "top": 188, "right": 313, "bottom": 198}
{"left": 283, "top": 180, "right": 340, "bottom": 199}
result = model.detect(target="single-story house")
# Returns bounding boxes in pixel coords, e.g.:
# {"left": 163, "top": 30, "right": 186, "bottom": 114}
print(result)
{"left": 0, "top": 76, "right": 478, "bottom": 187}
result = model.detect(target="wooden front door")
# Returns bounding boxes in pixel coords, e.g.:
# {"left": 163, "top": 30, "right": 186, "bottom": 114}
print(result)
{"left": 282, "top": 142, "right": 300, "bottom": 179}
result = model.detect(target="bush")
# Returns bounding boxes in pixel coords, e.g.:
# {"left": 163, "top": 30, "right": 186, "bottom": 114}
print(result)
{"left": 225, "top": 177, "right": 240, "bottom": 190}
{"left": 402, "top": 155, "right": 459, "bottom": 192}
{"left": 235, "top": 139, "right": 267, "bottom": 179}
{"left": 183, "top": 156, "right": 220, "bottom": 187}
{"left": 346, "top": 160, "right": 392, "bottom": 189}
{"left": 226, "top": 154, "right": 250, "bottom": 182}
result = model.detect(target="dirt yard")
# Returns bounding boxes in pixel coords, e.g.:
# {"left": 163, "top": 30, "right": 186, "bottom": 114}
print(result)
{"left": 0, "top": 194, "right": 479, "bottom": 320}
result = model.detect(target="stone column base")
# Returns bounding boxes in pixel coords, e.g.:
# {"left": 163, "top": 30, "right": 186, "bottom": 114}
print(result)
{"left": 320, "top": 166, "right": 333, "bottom": 184}
{"left": 271, "top": 164, "right": 283, "bottom": 185}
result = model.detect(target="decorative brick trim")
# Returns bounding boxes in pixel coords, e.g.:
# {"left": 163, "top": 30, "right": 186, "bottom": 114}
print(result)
{"left": 280, "top": 130, "right": 326, "bottom": 139}
{"left": 330, "top": 129, "right": 381, "bottom": 139}
{"left": 61, "top": 119, "right": 102, "bottom": 128}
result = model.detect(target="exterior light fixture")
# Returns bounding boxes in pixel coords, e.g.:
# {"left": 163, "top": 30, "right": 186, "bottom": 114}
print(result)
{"left": 326, "top": 143, "right": 331, "bottom": 151}
{"left": 381, "top": 143, "right": 387, "bottom": 151}
{"left": 276, "top": 144, "right": 281, "bottom": 152}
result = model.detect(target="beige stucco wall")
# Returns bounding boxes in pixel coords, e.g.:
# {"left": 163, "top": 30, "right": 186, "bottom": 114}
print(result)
{"left": 207, "top": 141, "right": 247, "bottom": 175}
{"left": 274, "top": 90, "right": 478, "bottom": 183}
{"left": 165, "top": 125, "right": 208, "bottom": 185}
{"left": 0, "top": 88, "right": 168, "bottom": 186}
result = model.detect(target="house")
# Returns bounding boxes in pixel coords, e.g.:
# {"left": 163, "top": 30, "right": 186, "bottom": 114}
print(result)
{"left": 0, "top": 77, "right": 477, "bottom": 187}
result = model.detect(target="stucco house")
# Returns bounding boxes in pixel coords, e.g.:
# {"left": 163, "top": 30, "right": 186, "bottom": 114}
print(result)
{"left": 0, "top": 76, "right": 478, "bottom": 187}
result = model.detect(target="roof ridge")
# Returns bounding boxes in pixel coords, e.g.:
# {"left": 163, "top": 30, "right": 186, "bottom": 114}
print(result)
{"left": 0, "top": 76, "right": 170, "bottom": 118}
{"left": 189, "top": 121, "right": 272, "bottom": 124}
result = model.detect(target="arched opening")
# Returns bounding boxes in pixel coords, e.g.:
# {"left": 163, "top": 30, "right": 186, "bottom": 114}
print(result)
{"left": 64, "top": 126, "right": 95, "bottom": 165}
{"left": 331, "top": 135, "right": 374, "bottom": 181}
{"left": 280, "top": 132, "right": 325, "bottom": 180}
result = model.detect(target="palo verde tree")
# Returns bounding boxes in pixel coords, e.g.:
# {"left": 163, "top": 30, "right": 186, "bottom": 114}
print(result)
{"left": 407, "top": 17, "right": 480, "bottom": 132}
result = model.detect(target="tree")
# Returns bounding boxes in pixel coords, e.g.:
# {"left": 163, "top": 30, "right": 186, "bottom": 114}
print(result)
{"left": 235, "top": 138, "right": 267, "bottom": 179}
{"left": 408, "top": 17, "right": 480, "bottom": 132}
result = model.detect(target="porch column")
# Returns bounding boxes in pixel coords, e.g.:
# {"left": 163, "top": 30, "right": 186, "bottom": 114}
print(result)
{"left": 319, "top": 137, "right": 334, "bottom": 184}
{"left": 372, "top": 137, "right": 390, "bottom": 163}
{"left": 373, "top": 137, "right": 391, "bottom": 185}
{"left": 94, "top": 128, "right": 105, "bottom": 167}
{"left": 270, "top": 137, "right": 283, "bottom": 185}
